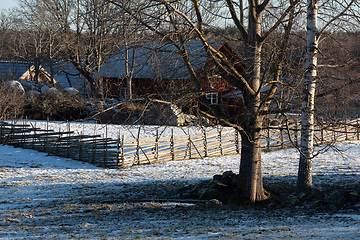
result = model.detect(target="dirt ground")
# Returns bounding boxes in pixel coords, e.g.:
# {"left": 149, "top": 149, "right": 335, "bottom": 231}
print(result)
{"left": 1, "top": 179, "right": 360, "bottom": 240}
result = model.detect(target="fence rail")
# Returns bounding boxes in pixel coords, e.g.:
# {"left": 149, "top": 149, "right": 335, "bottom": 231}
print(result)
{"left": 1, "top": 119, "right": 359, "bottom": 168}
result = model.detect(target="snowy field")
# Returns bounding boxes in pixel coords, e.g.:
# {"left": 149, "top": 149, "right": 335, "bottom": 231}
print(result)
{"left": 16, "top": 119, "right": 229, "bottom": 139}
{"left": 0, "top": 121, "right": 360, "bottom": 239}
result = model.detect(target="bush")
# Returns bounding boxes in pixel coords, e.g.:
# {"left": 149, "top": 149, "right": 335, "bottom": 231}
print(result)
{"left": 24, "top": 92, "right": 90, "bottom": 121}
{"left": 0, "top": 82, "right": 26, "bottom": 120}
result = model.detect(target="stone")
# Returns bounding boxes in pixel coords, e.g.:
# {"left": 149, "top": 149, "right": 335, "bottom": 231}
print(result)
{"left": 6, "top": 81, "right": 25, "bottom": 93}
{"left": 208, "top": 199, "right": 222, "bottom": 206}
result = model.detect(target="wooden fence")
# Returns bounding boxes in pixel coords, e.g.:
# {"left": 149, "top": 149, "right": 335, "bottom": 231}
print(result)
{"left": 1, "top": 119, "right": 359, "bottom": 168}
{"left": 262, "top": 118, "right": 360, "bottom": 150}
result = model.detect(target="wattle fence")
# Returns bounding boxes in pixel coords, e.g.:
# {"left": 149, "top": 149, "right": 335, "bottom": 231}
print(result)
{"left": 1, "top": 119, "right": 359, "bottom": 168}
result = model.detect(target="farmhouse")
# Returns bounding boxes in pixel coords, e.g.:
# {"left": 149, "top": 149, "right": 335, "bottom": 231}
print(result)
{"left": 99, "top": 41, "right": 268, "bottom": 122}
{"left": 0, "top": 60, "right": 91, "bottom": 94}
{"left": 0, "top": 61, "right": 54, "bottom": 83}
{"left": 99, "top": 41, "right": 222, "bottom": 99}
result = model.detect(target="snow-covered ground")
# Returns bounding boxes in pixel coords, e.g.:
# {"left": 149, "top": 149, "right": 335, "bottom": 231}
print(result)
{"left": 0, "top": 122, "right": 360, "bottom": 239}
{"left": 15, "top": 119, "right": 229, "bottom": 139}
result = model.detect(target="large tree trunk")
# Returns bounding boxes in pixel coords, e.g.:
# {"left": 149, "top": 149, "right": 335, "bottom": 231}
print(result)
{"left": 237, "top": 9, "right": 266, "bottom": 201}
{"left": 239, "top": 113, "right": 266, "bottom": 202}
{"left": 297, "top": 0, "right": 318, "bottom": 193}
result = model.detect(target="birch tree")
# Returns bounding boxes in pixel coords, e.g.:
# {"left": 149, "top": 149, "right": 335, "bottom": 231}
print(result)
{"left": 297, "top": 0, "right": 318, "bottom": 194}
{"left": 108, "top": 0, "right": 300, "bottom": 202}
{"left": 297, "top": 0, "right": 355, "bottom": 193}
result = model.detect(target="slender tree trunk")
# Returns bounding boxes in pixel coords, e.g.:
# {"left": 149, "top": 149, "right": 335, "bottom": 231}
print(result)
{"left": 125, "top": 46, "right": 131, "bottom": 99}
{"left": 33, "top": 58, "right": 41, "bottom": 82}
{"left": 125, "top": 43, "right": 135, "bottom": 100}
{"left": 297, "top": 0, "right": 318, "bottom": 193}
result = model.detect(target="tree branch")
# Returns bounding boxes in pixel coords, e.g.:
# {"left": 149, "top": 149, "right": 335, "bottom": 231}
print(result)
{"left": 261, "top": 0, "right": 300, "bottom": 42}
{"left": 225, "top": 0, "right": 248, "bottom": 41}
{"left": 318, "top": 0, "right": 355, "bottom": 38}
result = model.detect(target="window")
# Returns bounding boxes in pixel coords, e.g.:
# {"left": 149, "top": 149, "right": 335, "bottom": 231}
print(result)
{"left": 120, "top": 87, "right": 127, "bottom": 99}
{"left": 206, "top": 92, "right": 219, "bottom": 105}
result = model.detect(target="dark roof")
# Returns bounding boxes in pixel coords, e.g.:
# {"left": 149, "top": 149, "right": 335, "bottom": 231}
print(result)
{"left": 0, "top": 60, "right": 89, "bottom": 93}
{"left": 50, "top": 61, "right": 89, "bottom": 93}
{"left": 100, "top": 41, "right": 222, "bottom": 80}
{"left": 0, "top": 61, "right": 33, "bottom": 80}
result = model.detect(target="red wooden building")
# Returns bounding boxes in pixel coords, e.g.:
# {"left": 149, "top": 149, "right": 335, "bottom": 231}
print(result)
{"left": 99, "top": 41, "right": 207, "bottom": 99}
{"left": 194, "top": 43, "right": 247, "bottom": 122}
{"left": 100, "top": 41, "right": 270, "bottom": 122}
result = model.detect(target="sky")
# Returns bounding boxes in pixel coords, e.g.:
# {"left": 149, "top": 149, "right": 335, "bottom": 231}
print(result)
{"left": 0, "top": 0, "right": 18, "bottom": 11}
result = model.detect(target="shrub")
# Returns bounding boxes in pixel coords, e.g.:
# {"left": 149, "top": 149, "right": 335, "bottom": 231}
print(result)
{"left": 0, "top": 81, "right": 26, "bottom": 120}
{"left": 24, "top": 92, "right": 90, "bottom": 121}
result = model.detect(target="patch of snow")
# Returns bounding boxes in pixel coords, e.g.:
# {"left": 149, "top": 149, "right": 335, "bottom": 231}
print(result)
{"left": 5, "top": 80, "right": 25, "bottom": 93}
{"left": 64, "top": 87, "right": 79, "bottom": 95}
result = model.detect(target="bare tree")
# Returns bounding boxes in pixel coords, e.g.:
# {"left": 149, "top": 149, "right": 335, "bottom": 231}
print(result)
{"left": 108, "top": 0, "right": 300, "bottom": 202}
{"left": 297, "top": 0, "right": 355, "bottom": 194}
{"left": 17, "top": 0, "right": 135, "bottom": 97}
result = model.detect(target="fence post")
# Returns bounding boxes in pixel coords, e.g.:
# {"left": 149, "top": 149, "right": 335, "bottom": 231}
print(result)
{"left": 117, "top": 134, "right": 124, "bottom": 167}
{"left": 56, "top": 127, "right": 61, "bottom": 155}
{"left": 66, "top": 121, "right": 70, "bottom": 158}
{"left": 21, "top": 121, "right": 25, "bottom": 147}
{"left": 280, "top": 126, "right": 284, "bottom": 148}
{"left": 235, "top": 130, "right": 240, "bottom": 154}
{"left": 32, "top": 122, "right": 36, "bottom": 149}
{"left": 91, "top": 135, "right": 96, "bottom": 164}
{"left": 79, "top": 132, "right": 83, "bottom": 161}
{"left": 218, "top": 130, "right": 223, "bottom": 155}
{"left": 116, "top": 131, "right": 120, "bottom": 166}
{"left": 103, "top": 137, "right": 108, "bottom": 167}
{"left": 0, "top": 121, "right": 3, "bottom": 144}
{"left": 135, "top": 127, "right": 140, "bottom": 165}
{"left": 267, "top": 127, "right": 270, "bottom": 150}
{"left": 294, "top": 121, "right": 298, "bottom": 147}
{"left": 43, "top": 119, "right": 49, "bottom": 152}
{"left": 170, "top": 129, "right": 175, "bottom": 161}
{"left": 357, "top": 118, "right": 360, "bottom": 140}
{"left": 103, "top": 125, "right": 108, "bottom": 167}
{"left": 155, "top": 130, "right": 159, "bottom": 161}
{"left": 188, "top": 130, "right": 192, "bottom": 159}
{"left": 9, "top": 123, "right": 14, "bottom": 144}
{"left": 354, "top": 118, "right": 357, "bottom": 140}
{"left": 203, "top": 130, "right": 208, "bottom": 157}
{"left": 345, "top": 119, "right": 348, "bottom": 140}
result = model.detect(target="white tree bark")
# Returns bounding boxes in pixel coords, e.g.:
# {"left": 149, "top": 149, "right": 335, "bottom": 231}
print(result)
{"left": 297, "top": 0, "right": 318, "bottom": 193}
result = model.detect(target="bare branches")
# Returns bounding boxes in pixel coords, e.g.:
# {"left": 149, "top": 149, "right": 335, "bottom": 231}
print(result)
{"left": 260, "top": 0, "right": 301, "bottom": 43}
{"left": 225, "top": 0, "right": 248, "bottom": 41}
{"left": 318, "top": 0, "right": 355, "bottom": 38}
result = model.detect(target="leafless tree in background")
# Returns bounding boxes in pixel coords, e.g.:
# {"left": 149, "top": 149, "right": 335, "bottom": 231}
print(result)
{"left": 16, "top": 0, "right": 142, "bottom": 97}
